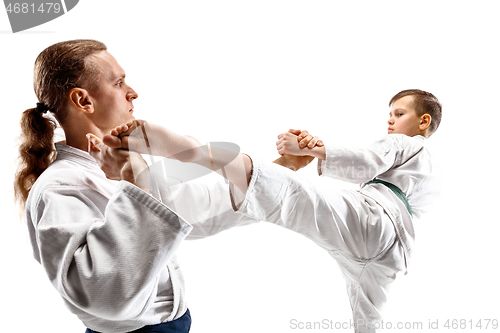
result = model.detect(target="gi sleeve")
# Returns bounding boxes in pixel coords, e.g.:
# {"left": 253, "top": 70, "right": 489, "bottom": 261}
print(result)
{"left": 28, "top": 180, "right": 192, "bottom": 321}
{"left": 317, "top": 134, "right": 424, "bottom": 183}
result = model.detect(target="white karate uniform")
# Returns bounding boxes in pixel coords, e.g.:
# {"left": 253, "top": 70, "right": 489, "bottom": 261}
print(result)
{"left": 26, "top": 143, "right": 255, "bottom": 333}
{"left": 235, "top": 134, "right": 440, "bottom": 333}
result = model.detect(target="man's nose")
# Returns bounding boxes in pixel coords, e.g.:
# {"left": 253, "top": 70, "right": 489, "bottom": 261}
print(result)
{"left": 127, "top": 87, "right": 138, "bottom": 101}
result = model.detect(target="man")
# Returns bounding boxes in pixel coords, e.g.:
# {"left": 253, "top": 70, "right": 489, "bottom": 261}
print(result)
{"left": 20, "top": 40, "right": 255, "bottom": 333}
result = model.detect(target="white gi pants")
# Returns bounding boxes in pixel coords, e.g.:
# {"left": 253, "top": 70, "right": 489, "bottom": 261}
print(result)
{"left": 236, "top": 162, "right": 408, "bottom": 333}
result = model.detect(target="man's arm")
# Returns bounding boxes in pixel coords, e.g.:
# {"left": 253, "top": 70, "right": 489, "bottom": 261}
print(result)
{"left": 102, "top": 120, "right": 253, "bottom": 208}
{"left": 273, "top": 155, "right": 315, "bottom": 171}
{"left": 102, "top": 120, "right": 202, "bottom": 163}
{"left": 87, "top": 133, "right": 151, "bottom": 193}
{"left": 100, "top": 122, "right": 322, "bottom": 207}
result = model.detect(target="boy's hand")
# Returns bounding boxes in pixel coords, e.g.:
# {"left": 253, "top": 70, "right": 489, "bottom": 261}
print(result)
{"left": 288, "top": 129, "right": 324, "bottom": 149}
{"left": 276, "top": 129, "right": 323, "bottom": 156}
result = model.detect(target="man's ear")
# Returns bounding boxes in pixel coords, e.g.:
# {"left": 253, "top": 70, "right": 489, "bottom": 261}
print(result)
{"left": 68, "top": 88, "right": 94, "bottom": 113}
{"left": 419, "top": 113, "right": 432, "bottom": 131}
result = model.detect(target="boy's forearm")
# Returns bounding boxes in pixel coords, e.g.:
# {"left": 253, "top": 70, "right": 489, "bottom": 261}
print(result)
{"left": 309, "top": 145, "right": 326, "bottom": 160}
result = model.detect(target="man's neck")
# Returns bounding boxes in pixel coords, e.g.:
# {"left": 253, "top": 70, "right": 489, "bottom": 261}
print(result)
{"left": 64, "top": 123, "right": 105, "bottom": 152}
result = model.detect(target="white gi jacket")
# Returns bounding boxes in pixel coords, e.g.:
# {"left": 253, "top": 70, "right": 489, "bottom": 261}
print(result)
{"left": 26, "top": 143, "right": 255, "bottom": 333}
{"left": 235, "top": 134, "right": 440, "bottom": 333}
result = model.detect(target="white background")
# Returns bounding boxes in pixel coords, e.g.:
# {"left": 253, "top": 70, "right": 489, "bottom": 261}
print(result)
{"left": 1, "top": 1, "right": 499, "bottom": 332}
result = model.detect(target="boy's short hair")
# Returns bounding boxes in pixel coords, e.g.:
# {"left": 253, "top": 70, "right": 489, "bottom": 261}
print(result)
{"left": 389, "top": 89, "right": 442, "bottom": 135}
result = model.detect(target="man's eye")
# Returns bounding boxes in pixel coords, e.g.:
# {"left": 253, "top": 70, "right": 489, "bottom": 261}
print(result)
{"left": 116, "top": 81, "right": 122, "bottom": 86}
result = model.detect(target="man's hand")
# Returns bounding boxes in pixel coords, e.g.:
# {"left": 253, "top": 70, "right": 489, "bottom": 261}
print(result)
{"left": 273, "top": 154, "right": 315, "bottom": 171}
{"left": 87, "top": 133, "right": 150, "bottom": 192}
{"left": 102, "top": 119, "right": 150, "bottom": 153}
{"left": 103, "top": 120, "right": 201, "bottom": 162}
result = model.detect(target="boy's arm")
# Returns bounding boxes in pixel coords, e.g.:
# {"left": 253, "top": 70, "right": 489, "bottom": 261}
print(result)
{"left": 274, "top": 131, "right": 419, "bottom": 184}
{"left": 317, "top": 136, "right": 406, "bottom": 183}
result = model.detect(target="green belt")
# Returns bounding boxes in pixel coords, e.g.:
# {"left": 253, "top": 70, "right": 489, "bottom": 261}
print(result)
{"left": 363, "top": 179, "right": 413, "bottom": 217}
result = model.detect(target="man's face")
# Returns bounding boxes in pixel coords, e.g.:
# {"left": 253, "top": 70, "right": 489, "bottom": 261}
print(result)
{"left": 387, "top": 95, "right": 422, "bottom": 137}
{"left": 87, "top": 50, "right": 138, "bottom": 133}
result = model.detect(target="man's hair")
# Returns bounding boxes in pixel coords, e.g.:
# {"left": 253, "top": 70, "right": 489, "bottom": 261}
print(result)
{"left": 15, "top": 39, "right": 107, "bottom": 209}
{"left": 389, "top": 89, "right": 442, "bottom": 135}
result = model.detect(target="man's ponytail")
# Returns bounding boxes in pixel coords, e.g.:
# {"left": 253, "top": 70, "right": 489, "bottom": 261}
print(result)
{"left": 14, "top": 108, "right": 57, "bottom": 208}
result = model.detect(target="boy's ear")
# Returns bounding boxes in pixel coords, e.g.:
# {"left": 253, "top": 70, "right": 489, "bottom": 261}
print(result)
{"left": 419, "top": 113, "right": 432, "bottom": 131}
{"left": 68, "top": 88, "right": 94, "bottom": 114}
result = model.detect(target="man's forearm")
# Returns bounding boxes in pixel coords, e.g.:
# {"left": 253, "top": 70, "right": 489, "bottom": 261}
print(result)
{"left": 150, "top": 126, "right": 253, "bottom": 207}
{"left": 273, "top": 155, "right": 315, "bottom": 171}
{"left": 196, "top": 146, "right": 253, "bottom": 206}
{"left": 143, "top": 123, "right": 201, "bottom": 162}
{"left": 273, "top": 145, "right": 326, "bottom": 171}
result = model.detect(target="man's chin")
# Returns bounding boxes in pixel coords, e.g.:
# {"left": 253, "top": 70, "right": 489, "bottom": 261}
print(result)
{"left": 123, "top": 114, "right": 135, "bottom": 124}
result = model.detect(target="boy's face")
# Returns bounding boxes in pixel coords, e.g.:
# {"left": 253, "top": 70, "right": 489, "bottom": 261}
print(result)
{"left": 387, "top": 95, "right": 424, "bottom": 137}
